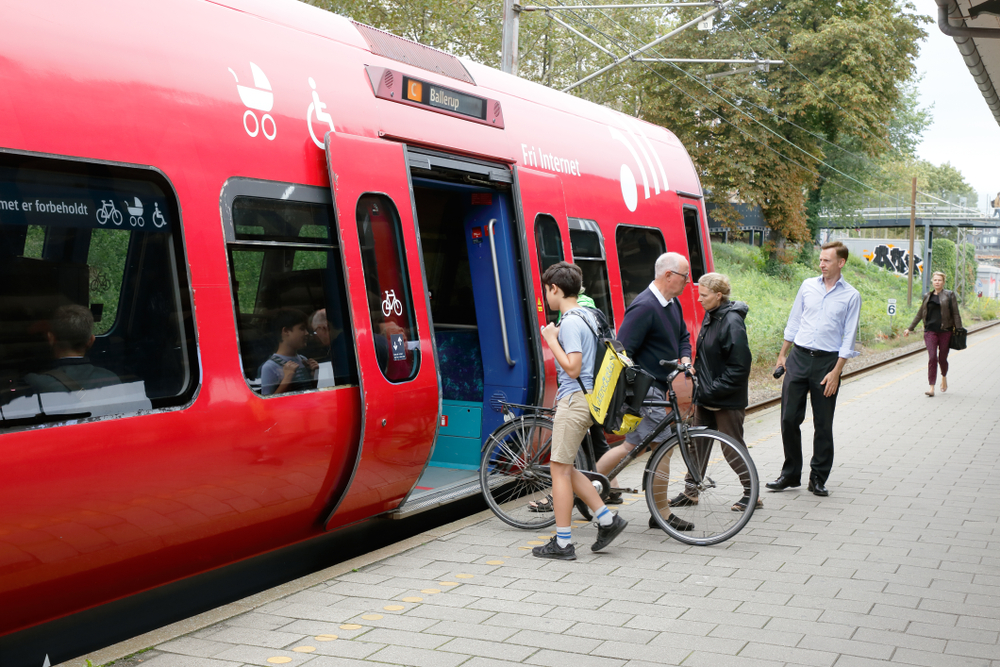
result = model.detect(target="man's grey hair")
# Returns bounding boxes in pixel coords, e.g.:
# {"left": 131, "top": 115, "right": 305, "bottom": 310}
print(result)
{"left": 654, "top": 252, "right": 687, "bottom": 278}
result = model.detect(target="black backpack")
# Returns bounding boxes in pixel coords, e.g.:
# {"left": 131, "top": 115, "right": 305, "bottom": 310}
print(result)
{"left": 564, "top": 307, "right": 654, "bottom": 435}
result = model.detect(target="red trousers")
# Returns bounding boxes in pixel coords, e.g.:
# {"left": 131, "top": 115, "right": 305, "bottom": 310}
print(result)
{"left": 924, "top": 330, "right": 952, "bottom": 385}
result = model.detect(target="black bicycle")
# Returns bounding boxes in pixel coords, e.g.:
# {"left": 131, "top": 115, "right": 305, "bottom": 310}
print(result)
{"left": 479, "top": 360, "right": 759, "bottom": 546}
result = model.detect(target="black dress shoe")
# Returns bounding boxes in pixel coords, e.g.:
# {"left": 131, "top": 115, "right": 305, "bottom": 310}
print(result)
{"left": 808, "top": 480, "right": 829, "bottom": 496}
{"left": 648, "top": 514, "right": 695, "bottom": 531}
{"left": 765, "top": 475, "right": 801, "bottom": 491}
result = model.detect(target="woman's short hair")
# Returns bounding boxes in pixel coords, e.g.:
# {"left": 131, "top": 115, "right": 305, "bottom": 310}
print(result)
{"left": 541, "top": 261, "right": 583, "bottom": 298}
{"left": 932, "top": 271, "right": 947, "bottom": 281}
{"left": 697, "top": 272, "right": 731, "bottom": 297}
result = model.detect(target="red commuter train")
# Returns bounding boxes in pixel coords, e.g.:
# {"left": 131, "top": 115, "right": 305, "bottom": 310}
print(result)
{"left": 0, "top": 0, "right": 712, "bottom": 661}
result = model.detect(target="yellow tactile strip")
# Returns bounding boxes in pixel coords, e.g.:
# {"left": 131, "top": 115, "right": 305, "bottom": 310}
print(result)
{"left": 261, "top": 567, "right": 496, "bottom": 664}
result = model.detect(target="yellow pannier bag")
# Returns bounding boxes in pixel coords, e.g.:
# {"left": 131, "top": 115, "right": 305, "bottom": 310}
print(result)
{"left": 585, "top": 341, "right": 645, "bottom": 436}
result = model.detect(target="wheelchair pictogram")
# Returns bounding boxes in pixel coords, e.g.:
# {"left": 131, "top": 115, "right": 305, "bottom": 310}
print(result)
{"left": 230, "top": 62, "right": 276, "bottom": 141}
{"left": 96, "top": 200, "right": 123, "bottom": 226}
{"left": 381, "top": 289, "right": 403, "bottom": 317}
{"left": 306, "top": 77, "right": 335, "bottom": 149}
{"left": 151, "top": 202, "right": 166, "bottom": 228}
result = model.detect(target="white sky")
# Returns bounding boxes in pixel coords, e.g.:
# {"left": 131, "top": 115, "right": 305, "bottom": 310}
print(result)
{"left": 911, "top": 0, "right": 1000, "bottom": 210}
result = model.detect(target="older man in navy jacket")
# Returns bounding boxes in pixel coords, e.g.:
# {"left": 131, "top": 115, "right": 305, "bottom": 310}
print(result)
{"left": 595, "top": 251, "right": 695, "bottom": 532}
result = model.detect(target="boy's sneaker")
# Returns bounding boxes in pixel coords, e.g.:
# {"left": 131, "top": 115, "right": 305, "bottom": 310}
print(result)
{"left": 591, "top": 513, "right": 628, "bottom": 551}
{"left": 532, "top": 536, "right": 577, "bottom": 560}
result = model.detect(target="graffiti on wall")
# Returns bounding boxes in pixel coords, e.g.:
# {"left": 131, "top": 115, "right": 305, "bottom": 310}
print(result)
{"left": 862, "top": 244, "right": 922, "bottom": 277}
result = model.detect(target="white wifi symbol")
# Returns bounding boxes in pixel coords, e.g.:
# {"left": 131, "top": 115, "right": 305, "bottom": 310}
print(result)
{"left": 611, "top": 124, "right": 668, "bottom": 212}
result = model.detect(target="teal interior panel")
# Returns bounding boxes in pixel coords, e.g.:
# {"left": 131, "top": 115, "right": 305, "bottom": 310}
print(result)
{"left": 428, "top": 435, "right": 480, "bottom": 469}
{"left": 441, "top": 400, "right": 482, "bottom": 439}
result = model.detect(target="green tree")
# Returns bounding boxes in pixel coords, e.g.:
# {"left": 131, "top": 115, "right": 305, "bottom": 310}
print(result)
{"left": 924, "top": 162, "right": 977, "bottom": 204}
{"left": 640, "top": 0, "right": 927, "bottom": 252}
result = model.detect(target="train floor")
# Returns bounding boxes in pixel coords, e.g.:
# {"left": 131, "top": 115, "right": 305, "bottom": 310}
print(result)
{"left": 67, "top": 326, "right": 1000, "bottom": 667}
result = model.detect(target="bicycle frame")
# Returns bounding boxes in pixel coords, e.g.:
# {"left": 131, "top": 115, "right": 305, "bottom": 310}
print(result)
{"left": 594, "top": 368, "right": 705, "bottom": 488}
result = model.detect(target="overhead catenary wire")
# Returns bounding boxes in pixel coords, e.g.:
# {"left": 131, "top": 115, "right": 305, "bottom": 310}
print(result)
{"left": 538, "top": 0, "right": 983, "bottom": 216}
{"left": 533, "top": 0, "right": 871, "bottom": 199}
{"left": 540, "top": 1, "right": 907, "bottom": 203}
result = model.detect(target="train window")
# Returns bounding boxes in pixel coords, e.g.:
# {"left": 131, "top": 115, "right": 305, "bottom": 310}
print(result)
{"left": 0, "top": 152, "right": 196, "bottom": 430}
{"left": 616, "top": 225, "right": 666, "bottom": 308}
{"left": 683, "top": 206, "right": 707, "bottom": 283}
{"left": 357, "top": 194, "right": 420, "bottom": 383}
{"left": 225, "top": 191, "right": 357, "bottom": 396}
{"left": 569, "top": 219, "right": 614, "bottom": 325}
{"left": 534, "top": 214, "right": 563, "bottom": 324}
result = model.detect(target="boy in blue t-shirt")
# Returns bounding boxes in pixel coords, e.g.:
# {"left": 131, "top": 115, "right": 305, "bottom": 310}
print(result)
{"left": 535, "top": 262, "right": 627, "bottom": 560}
{"left": 260, "top": 308, "right": 319, "bottom": 396}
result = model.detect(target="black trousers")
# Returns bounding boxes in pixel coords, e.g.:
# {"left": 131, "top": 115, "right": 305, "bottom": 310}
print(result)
{"left": 780, "top": 346, "right": 839, "bottom": 484}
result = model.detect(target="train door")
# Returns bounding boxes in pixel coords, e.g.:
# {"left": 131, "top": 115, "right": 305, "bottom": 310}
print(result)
{"left": 680, "top": 198, "right": 709, "bottom": 330}
{"left": 396, "top": 148, "right": 534, "bottom": 514}
{"left": 323, "top": 134, "right": 439, "bottom": 527}
{"left": 515, "top": 167, "right": 571, "bottom": 406}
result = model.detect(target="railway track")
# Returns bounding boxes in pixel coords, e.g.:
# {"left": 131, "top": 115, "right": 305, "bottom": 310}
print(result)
{"left": 746, "top": 319, "right": 1000, "bottom": 414}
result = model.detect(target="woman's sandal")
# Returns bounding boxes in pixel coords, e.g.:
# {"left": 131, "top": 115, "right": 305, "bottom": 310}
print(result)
{"left": 941, "top": 377, "right": 948, "bottom": 393}
{"left": 528, "top": 494, "right": 554, "bottom": 512}
{"left": 731, "top": 496, "right": 764, "bottom": 512}
{"left": 925, "top": 390, "right": 935, "bottom": 397}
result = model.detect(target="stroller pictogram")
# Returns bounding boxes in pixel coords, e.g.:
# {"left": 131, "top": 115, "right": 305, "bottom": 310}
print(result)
{"left": 230, "top": 62, "right": 276, "bottom": 141}
{"left": 123, "top": 197, "right": 144, "bottom": 227}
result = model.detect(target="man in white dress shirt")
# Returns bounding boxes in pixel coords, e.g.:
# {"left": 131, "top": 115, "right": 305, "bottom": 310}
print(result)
{"left": 767, "top": 241, "right": 861, "bottom": 497}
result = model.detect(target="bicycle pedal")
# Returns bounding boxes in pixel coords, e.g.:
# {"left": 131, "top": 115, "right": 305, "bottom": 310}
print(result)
{"left": 615, "top": 487, "right": 639, "bottom": 494}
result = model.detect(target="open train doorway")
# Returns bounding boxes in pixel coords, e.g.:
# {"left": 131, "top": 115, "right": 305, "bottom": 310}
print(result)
{"left": 394, "top": 148, "right": 537, "bottom": 516}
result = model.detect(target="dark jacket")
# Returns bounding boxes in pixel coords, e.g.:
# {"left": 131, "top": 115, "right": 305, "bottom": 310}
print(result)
{"left": 694, "top": 300, "right": 752, "bottom": 409}
{"left": 617, "top": 288, "right": 691, "bottom": 387}
{"left": 24, "top": 357, "right": 121, "bottom": 393}
{"left": 908, "top": 289, "right": 963, "bottom": 331}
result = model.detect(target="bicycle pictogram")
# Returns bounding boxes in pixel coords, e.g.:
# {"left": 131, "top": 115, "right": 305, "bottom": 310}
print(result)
{"left": 381, "top": 289, "right": 403, "bottom": 317}
{"left": 96, "top": 200, "right": 123, "bottom": 226}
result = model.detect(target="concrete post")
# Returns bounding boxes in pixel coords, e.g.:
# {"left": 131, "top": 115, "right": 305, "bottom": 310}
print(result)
{"left": 501, "top": 0, "right": 519, "bottom": 75}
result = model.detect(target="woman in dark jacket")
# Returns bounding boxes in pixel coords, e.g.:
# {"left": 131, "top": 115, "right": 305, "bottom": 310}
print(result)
{"left": 671, "top": 272, "right": 757, "bottom": 511}
{"left": 903, "top": 271, "right": 963, "bottom": 397}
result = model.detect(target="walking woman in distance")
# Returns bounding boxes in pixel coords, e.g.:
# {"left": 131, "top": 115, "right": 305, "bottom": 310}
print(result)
{"left": 903, "top": 271, "right": 964, "bottom": 397}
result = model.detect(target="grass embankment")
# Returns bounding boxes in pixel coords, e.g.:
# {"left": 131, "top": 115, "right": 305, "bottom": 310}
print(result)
{"left": 711, "top": 242, "right": 1000, "bottom": 390}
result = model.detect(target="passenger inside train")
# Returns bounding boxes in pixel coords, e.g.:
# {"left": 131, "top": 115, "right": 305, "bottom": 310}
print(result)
{"left": 0, "top": 153, "right": 196, "bottom": 428}
{"left": 23, "top": 304, "right": 120, "bottom": 393}
{"left": 259, "top": 308, "right": 319, "bottom": 396}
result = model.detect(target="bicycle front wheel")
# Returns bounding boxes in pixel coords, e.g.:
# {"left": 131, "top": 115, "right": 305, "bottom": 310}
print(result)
{"left": 645, "top": 427, "right": 759, "bottom": 546}
{"left": 480, "top": 415, "right": 558, "bottom": 529}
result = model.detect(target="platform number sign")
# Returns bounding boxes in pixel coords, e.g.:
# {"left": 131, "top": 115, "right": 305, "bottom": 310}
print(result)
{"left": 887, "top": 299, "right": 897, "bottom": 317}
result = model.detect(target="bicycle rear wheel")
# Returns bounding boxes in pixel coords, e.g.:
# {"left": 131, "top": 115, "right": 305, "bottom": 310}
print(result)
{"left": 645, "top": 427, "right": 759, "bottom": 546}
{"left": 480, "top": 415, "right": 558, "bottom": 529}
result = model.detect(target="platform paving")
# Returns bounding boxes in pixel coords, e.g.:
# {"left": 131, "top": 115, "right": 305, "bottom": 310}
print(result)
{"left": 82, "top": 327, "right": 1000, "bottom": 667}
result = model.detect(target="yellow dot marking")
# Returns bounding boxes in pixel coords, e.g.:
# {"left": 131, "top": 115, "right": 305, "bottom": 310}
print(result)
{"left": 361, "top": 614, "right": 383, "bottom": 620}
{"left": 573, "top": 520, "right": 588, "bottom": 525}
{"left": 536, "top": 536, "right": 550, "bottom": 540}
{"left": 518, "top": 546, "right": 532, "bottom": 550}
{"left": 340, "top": 624, "right": 363, "bottom": 630}
{"left": 421, "top": 589, "right": 440, "bottom": 594}
{"left": 401, "top": 596, "right": 423, "bottom": 602}
{"left": 439, "top": 581, "right": 459, "bottom": 586}
{"left": 527, "top": 541, "right": 544, "bottom": 545}
{"left": 485, "top": 560, "right": 504, "bottom": 565}
{"left": 315, "top": 634, "right": 338, "bottom": 641}
{"left": 293, "top": 646, "right": 316, "bottom": 653}
{"left": 455, "top": 574, "right": 474, "bottom": 579}
{"left": 267, "top": 659, "right": 292, "bottom": 665}
{"left": 384, "top": 604, "right": 405, "bottom": 611}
